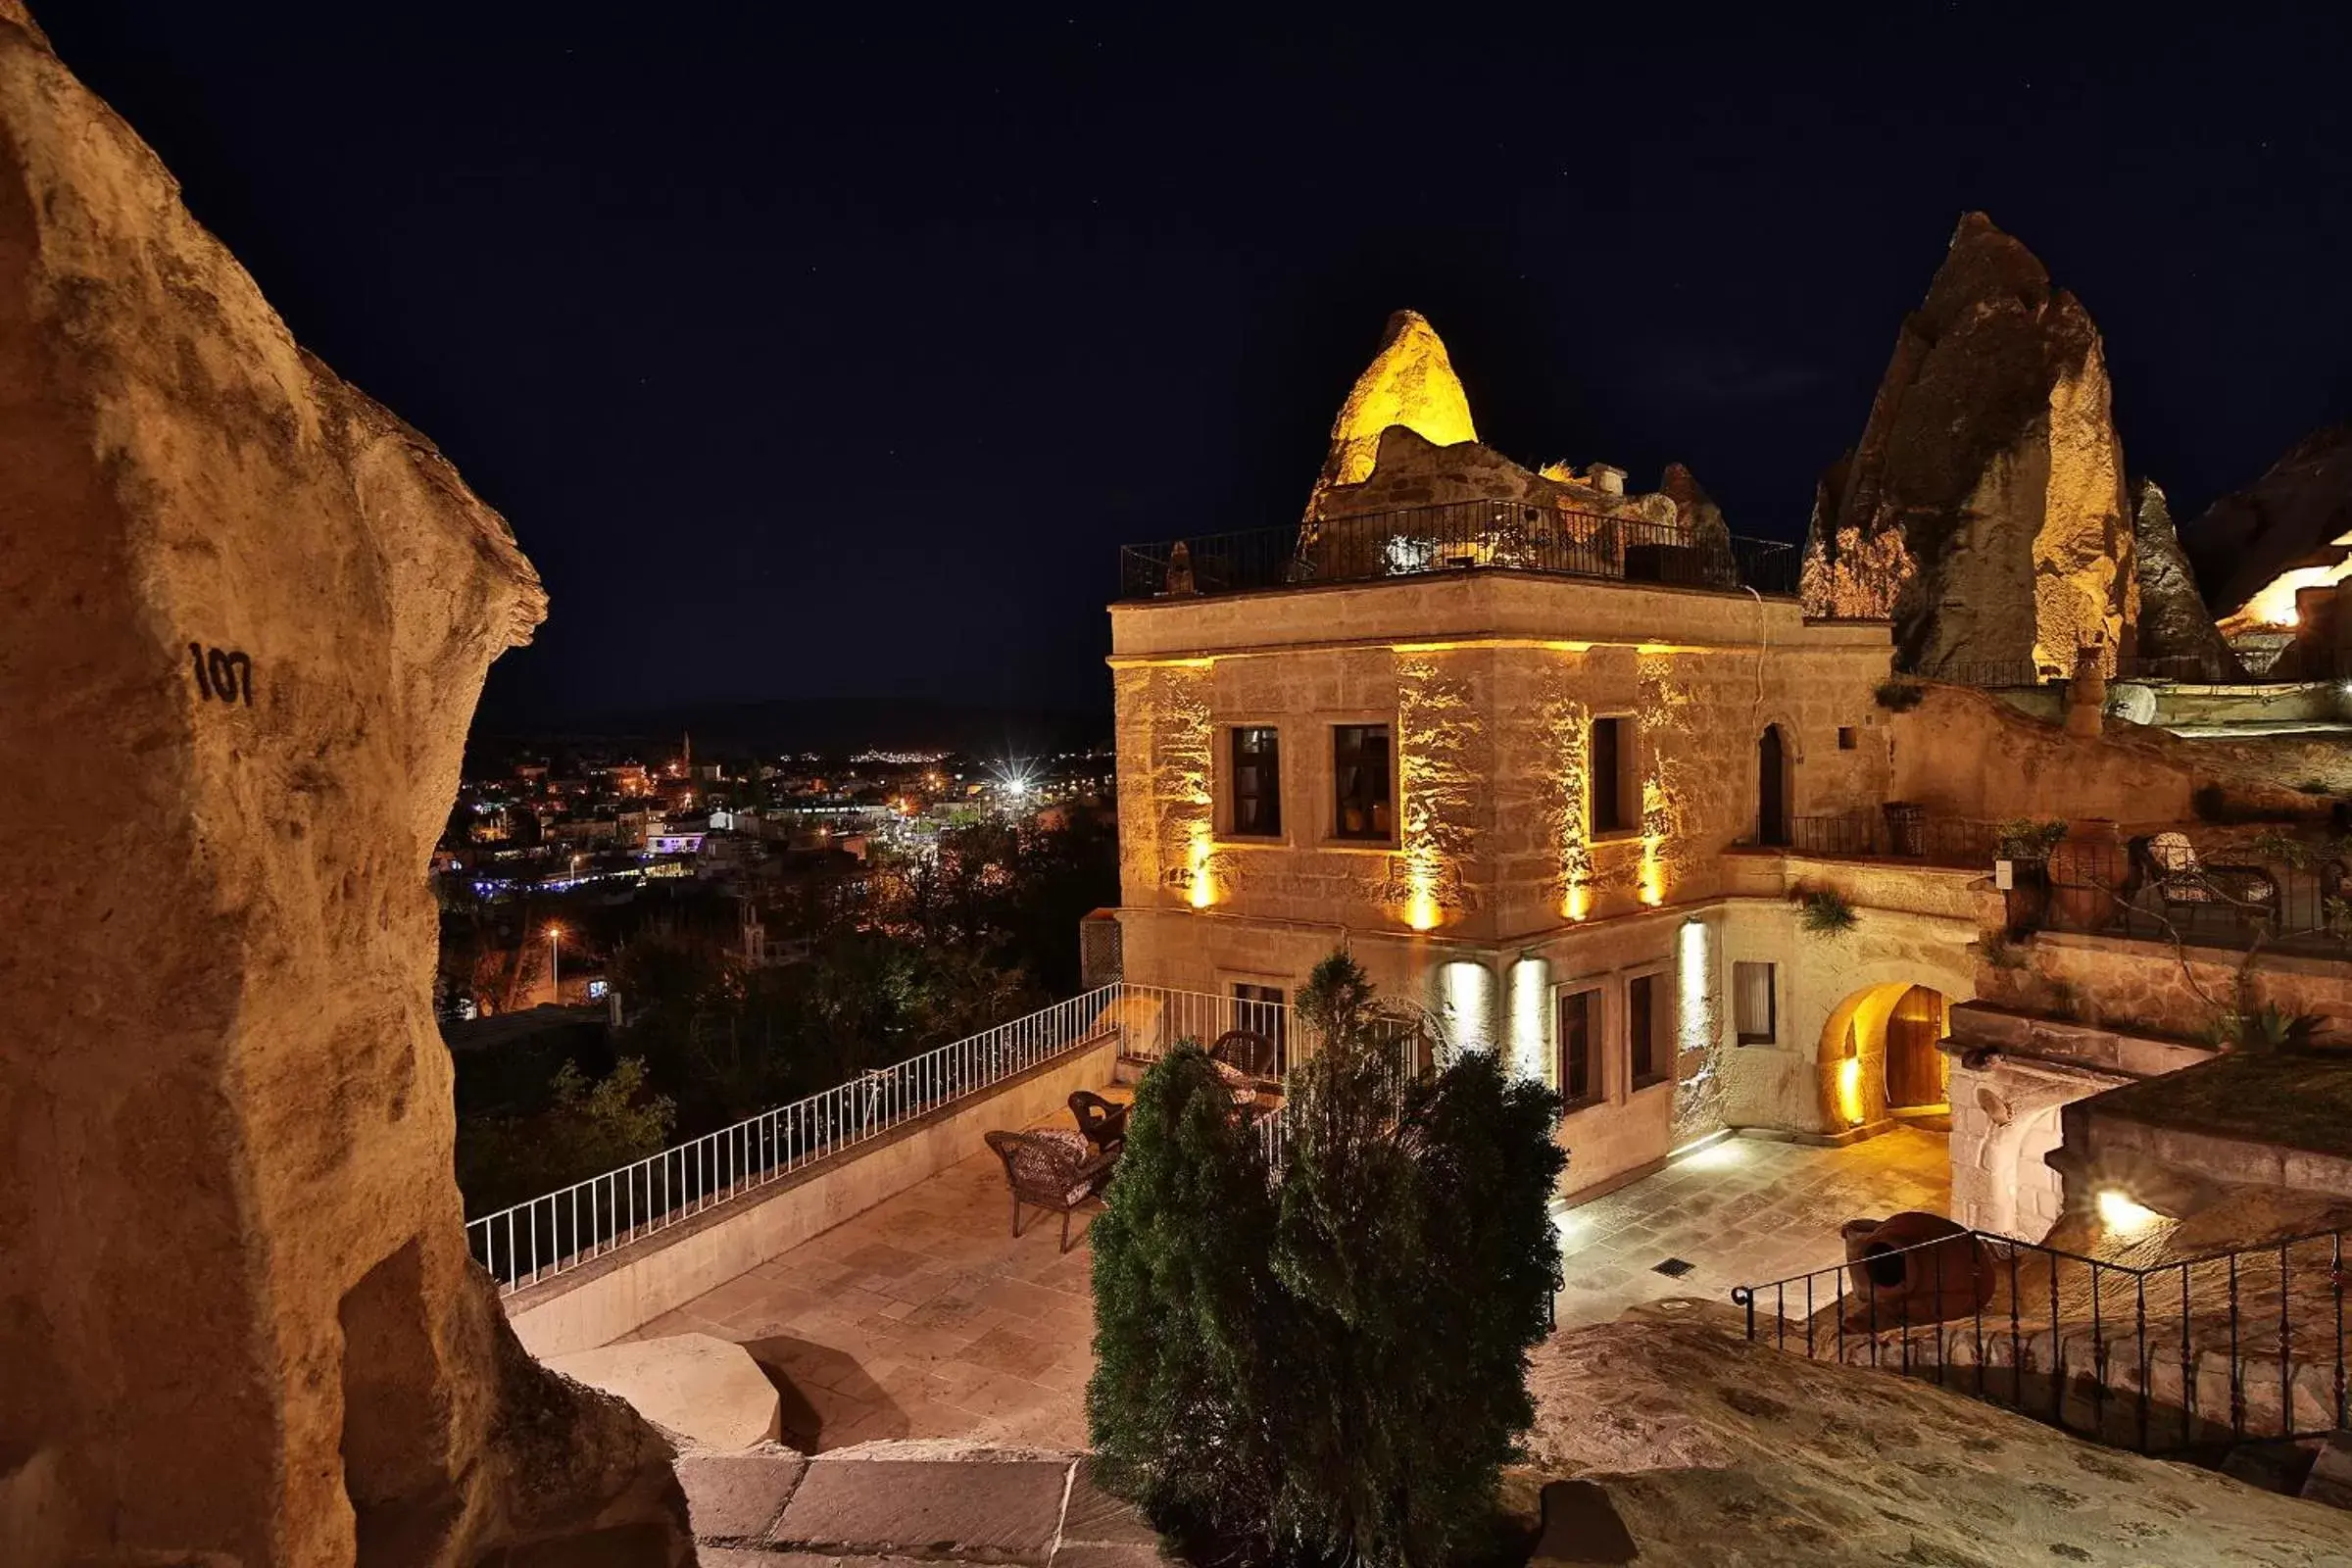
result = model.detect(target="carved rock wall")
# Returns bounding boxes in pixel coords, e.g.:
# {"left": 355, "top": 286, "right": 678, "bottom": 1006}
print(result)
{"left": 0, "top": 13, "right": 687, "bottom": 1566}
{"left": 1803, "top": 213, "right": 2136, "bottom": 676}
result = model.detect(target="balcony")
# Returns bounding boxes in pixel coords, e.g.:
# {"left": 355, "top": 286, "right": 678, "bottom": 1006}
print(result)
{"left": 1117, "top": 499, "right": 1800, "bottom": 603}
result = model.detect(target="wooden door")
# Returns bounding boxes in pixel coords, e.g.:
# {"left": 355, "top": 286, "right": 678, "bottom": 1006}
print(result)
{"left": 1884, "top": 985, "right": 1945, "bottom": 1107}
{"left": 1757, "top": 726, "right": 1788, "bottom": 847}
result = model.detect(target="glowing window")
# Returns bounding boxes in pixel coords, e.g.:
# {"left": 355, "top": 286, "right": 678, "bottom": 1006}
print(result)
{"left": 1734, "top": 961, "right": 1776, "bottom": 1045}
{"left": 1332, "top": 724, "right": 1393, "bottom": 841}
{"left": 1230, "top": 727, "right": 1282, "bottom": 836}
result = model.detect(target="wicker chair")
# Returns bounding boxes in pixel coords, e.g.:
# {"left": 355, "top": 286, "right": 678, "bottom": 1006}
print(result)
{"left": 2128, "top": 832, "right": 2278, "bottom": 933}
{"left": 1209, "top": 1028, "right": 1278, "bottom": 1083}
{"left": 1067, "top": 1090, "right": 1128, "bottom": 1154}
{"left": 983, "top": 1128, "right": 1117, "bottom": 1252}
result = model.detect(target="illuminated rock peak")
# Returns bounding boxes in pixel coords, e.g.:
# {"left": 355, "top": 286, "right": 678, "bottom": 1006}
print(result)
{"left": 1305, "top": 309, "right": 1478, "bottom": 518}
{"left": 1802, "top": 212, "right": 2139, "bottom": 676}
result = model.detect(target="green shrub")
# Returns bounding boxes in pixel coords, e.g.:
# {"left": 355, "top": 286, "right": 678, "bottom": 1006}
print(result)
{"left": 1874, "top": 679, "right": 1926, "bottom": 711}
{"left": 1085, "top": 1040, "right": 1284, "bottom": 1552}
{"left": 1798, "top": 888, "right": 1859, "bottom": 936}
{"left": 1089, "top": 954, "right": 1566, "bottom": 1567}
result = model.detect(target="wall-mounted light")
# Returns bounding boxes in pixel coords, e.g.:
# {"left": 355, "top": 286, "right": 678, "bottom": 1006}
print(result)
{"left": 1507, "top": 956, "right": 1549, "bottom": 1081}
{"left": 2096, "top": 1189, "right": 2160, "bottom": 1235}
{"left": 1836, "top": 1056, "right": 1865, "bottom": 1126}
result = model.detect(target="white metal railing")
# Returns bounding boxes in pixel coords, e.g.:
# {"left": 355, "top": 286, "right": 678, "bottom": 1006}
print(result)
{"left": 466, "top": 980, "right": 1341, "bottom": 1295}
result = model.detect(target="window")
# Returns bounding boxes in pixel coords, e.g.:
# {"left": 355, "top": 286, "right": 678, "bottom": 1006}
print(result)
{"left": 1557, "top": 988, "right": 1599, "bottom": 1109}
{"left": 1332, "top": 724, "right": 1394, "bottom": 841}
{"left": 1838, "top": 726, "right": 1858, "bottom": 751}
{"left": 1628, "top": 972, "right": 1669, "bottom": 1089}
{"left": 1230, "top": 726, "right": 1282, "bottom": 836}
{"left": 1734, "top": 961, "right": 1776, "bottom": 1045}
{"left": 1590, "top": 716, "right": 1635, "bottom": 834}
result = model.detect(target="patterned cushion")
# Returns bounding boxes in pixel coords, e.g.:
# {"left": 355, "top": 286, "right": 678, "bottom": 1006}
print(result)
{"left": 1009, "top": 1128, "right": 1096, "bottom": 1207}
{"left": 1210, "top": 1058, "right": 1258, "bottom": 1106}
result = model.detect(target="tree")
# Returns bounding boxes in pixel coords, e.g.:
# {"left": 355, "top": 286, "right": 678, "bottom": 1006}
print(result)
{"left": 456, "top": 1056, "right": 676, "bottom": 1217}
{"left": 1089, "top": 952, "right": 1566, "bottom": 1567}
{"left": 1086, "top": 1041, "right": 1286, "bottom": 1556}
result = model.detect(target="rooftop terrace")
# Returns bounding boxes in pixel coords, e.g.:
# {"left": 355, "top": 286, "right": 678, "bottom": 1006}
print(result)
{"left": 1117, "top": 499, "right": 1800, "bottom": 603}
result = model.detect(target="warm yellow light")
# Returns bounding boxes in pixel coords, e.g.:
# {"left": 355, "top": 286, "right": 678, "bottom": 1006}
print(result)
{"left": 1639, "top": 839, "right": 1666, "bottom": 906}
{"left": 1563, "top": 883, "right": 1592, "bottom": 922}
{"left": 2225, "top": 535, "right": 2352, "bottom": 633}
{"left": 1404, "top": 890, "right": 1442, "bottom": 932}
{"left": 1314, "top": 309, "right": 1478, "bottom": 496}
{"left": 1836, "top": 1056, "right": 1865, "bottom": 1126}
{"left": 2097, "top": 1189, "right": 2161, "bottom": 1234}
{"left": 1187, "top": 826, "right": 1215, "bottom": 909}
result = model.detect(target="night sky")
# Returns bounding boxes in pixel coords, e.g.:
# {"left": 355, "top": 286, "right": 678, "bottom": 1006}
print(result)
{"left": 39, "top": 4, "right": 2352, "bottom": 723}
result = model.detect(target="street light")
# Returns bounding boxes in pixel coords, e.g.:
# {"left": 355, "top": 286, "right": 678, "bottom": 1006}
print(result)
{"left": 546, "top": 923, "right": 564, "bottom": 1003}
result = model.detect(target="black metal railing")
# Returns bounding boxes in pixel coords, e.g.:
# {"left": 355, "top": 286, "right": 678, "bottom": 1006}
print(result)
{"left": 1926, "top": 649, "right": 2352, "bottom": 688}
{"left": 1731, "top": 1227, "right": 2349, "bottom": 1455}
{"left": 1776, "top": 811, "right": 2000, "bottom": 869}
{"left": 2033, "top": 836, "right": 2352, "bottom": 959}
{"left": 1118, "top": 501, "right": 1800, "bottom": 602}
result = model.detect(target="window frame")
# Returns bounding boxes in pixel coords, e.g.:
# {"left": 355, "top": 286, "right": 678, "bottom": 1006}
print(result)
{"left": 1589, "top": 713, "right": 1639, "bottom": 838}
{"left": 1222, "top": 722, "right": 1286, "bottom": 842}
{"left": 1555, "top": 983, "right": 1604, "bottom": 1113}
{"left": 1733, "top": 959, "right": 1778, "bottom": 1046}
{"left": 1327, "top": 719, "right": 1398, "bottom": 846}
{"left": 1625, "top": 966, "right": 1672, "bottom": 1092}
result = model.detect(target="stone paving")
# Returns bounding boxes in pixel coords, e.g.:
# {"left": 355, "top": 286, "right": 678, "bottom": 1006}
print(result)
{"left": 1551, "top": 1125, "right": 1952, "bottom": 1329}
{"left": 626, "top": 1131, "right": 1102, "bottom": 1452}
{"left": 630, "top": 1117, "right": 1950, "bottom": 1450}
{"left": 682, "top": 1449, "right": 1169, "bottom": 1565}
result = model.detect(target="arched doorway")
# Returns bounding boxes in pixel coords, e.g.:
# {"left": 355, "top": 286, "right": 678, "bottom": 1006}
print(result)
{"left": 1885, "top": 985, "right": 1947, "bottom": 1108}
{"left": 1757, "top": 725, "right": 1789, "bottom": 848}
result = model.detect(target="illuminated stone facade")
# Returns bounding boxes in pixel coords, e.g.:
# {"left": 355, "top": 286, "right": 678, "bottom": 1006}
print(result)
{"left": 1110, "top": 569, "right": 1919, "bottom": 1195}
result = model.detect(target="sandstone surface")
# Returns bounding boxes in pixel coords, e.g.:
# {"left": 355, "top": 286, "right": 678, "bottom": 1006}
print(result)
{"left": 1301, "top": 308, "right": 1478, "bottom": 521}
{"left": 1521, "top": 1305, "right": 2352, "bottom": 1565}
{"left": 2180, "top": 422, "right": 2352, "bottom": 631}
{"left": 0, "top": 9, "right": 687, "bottom": 1565}
{"left": 1802, "top": 213, "right": 2135, "bottom": 677}
{"left": 548, "top": 1335, "right": 785, "bottom": 1451}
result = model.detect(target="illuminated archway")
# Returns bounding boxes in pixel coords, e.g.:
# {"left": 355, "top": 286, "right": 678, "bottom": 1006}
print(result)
{"left": 1817, "top": 980, "right": 1951, "bottom": 1130}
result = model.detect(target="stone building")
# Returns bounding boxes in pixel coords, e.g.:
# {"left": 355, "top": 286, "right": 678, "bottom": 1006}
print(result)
{"left": 1111, "top": 311, "right": 2352, "bottom": 1220}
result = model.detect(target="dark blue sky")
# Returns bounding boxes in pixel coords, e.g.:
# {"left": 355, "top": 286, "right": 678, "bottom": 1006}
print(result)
{"left": 40, "top": 3, "right": 2352, "bottom": 719}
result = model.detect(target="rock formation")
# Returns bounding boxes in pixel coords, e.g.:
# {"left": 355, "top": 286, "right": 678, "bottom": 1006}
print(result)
{"left": 0, "top": 10, "right": 689, "bottom": 1566}
{"left": 2131, "top": 478, "right": 2241, "bottom": 674}
{"left": 2180, "top": 422, "right": 2352, "bottom": 633}
{"left": 1520, "top": 1307, "right": 2352, "bottom": 1564}
{"left": 1301, "top": 308, "right": 1479, "bottom": 522}
{"left": 1803, "top": 213, "right": 2136, "bottom": 677}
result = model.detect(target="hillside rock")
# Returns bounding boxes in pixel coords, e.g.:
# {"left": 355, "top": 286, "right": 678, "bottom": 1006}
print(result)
{"left": 1802, "top": 213, "right": 2135, "bottom": 677}
{"left": 2180, "top": 423, "right": 2352, "bottom": 629}
{"left": 2132, "top": 478, "right": 2240, "bottom": 673}
{"left": 1302, "top": 308, "right": 1479, "bottom": 521}
{"left": 0, "top": 12, "right": 688, "bottom": 1567}
{"left": 1521, "top": 1306, "right": 2352, "bottom": 1565}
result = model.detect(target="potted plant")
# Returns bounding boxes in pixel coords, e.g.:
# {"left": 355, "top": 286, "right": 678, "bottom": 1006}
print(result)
{"left": 1994, "top": 817, "right": 2067, "bottom": 933}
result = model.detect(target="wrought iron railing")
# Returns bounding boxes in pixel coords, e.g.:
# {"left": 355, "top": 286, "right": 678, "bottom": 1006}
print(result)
{"left": 1117, "top": 501, "right": 1800, "bottom": 602}
{"left": 466, "top": 979, "right": 1348, "bottom": 1295}
{"left": 1731, "top": 1226, "right": 2349, "bottom": 1454}
{"left": 1775, "top": 811, "right": 2000, "bottom": 869}
{"left": 2032, "top": 835, "right": 2352, "bottom": 959}
{"left": 1926, "top": 650, "right": 2349, "bottom": 688}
